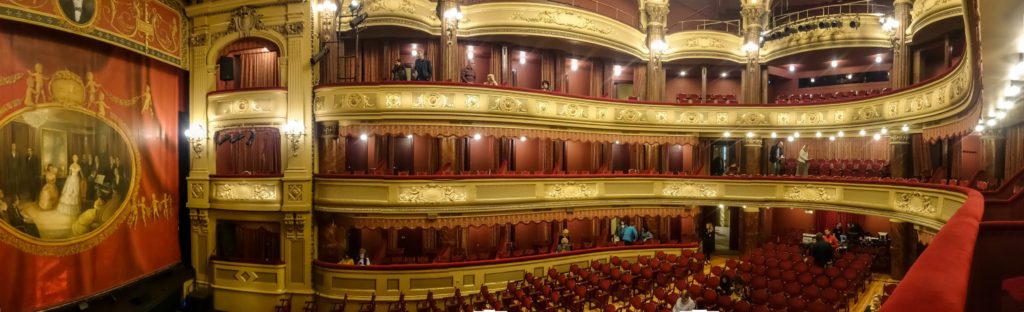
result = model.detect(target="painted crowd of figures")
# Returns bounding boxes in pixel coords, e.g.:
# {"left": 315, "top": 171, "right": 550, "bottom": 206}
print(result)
{"left": 21, "top": 63, "right": 155, "bottom": 118}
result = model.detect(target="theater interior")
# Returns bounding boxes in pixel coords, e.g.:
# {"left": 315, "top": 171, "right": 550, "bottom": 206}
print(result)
{"left": 0, "top": 0, "right": 1022, "bottom": 311}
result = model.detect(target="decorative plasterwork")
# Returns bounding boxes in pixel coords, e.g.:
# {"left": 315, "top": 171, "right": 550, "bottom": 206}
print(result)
{"left": 737, "top": 112, "right": 769, "bottom": 125}
{"left": 615, "top": 109, "right": 646, "bottom": 122}
{"left": 342, "top": 94, "right": 374, "bottom": 109}
{"left": 189, "top": 209, "right": 209, "bottom": 234}
{"left": 910, "top": 0, "right": 963, "bottom": 34}
{"left": 489, "top": 96, "right": 527, "bottom": 113}
{"left": 213, "top": 182, "right": 279, "bottom": 201}
{"left": 284, "top": 214, "right": 306, "bottom": 239}
{"left": 662, "top": 182, "right": 718, "bottom": 198}
{"left": 227, "top": 6, "right": 265, "bottom": 37}
{"left": 558, "top": 103, "right": 589, "bottom": 118}
{"left": 784, "top": 185, "right": 836, "bottom": 201}
{"left": 546, "top": 182, "right": 597, "bottom": 199}
{"left": 287, "top": 184, "right": 303, "bottom": 201}
{"left": 234, "top": 270, "right": 260, "bottom": 283}
{"left": 399, "top": 184, "right": 467, "bottom": 203}
{"left": 895, "top": 191, "right": 937, "bottom": 216}
{"left": 385, "top": 94, "right": 402, "bottom": 108}
{"left": 510, "top": 10, "right": 613, "bottom": 34}
{"left": 685, "top": 37, "right": 725, "bottom": 49}
{"left": 191, "top": 183, "right": 206, "bottom": 200}
{"left": 414, "top": 93, "right": 452, "bottom": 109}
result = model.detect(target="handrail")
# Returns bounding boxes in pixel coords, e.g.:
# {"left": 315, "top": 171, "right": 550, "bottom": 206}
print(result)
{"left": 879, "top": 188, "right": 983, "bottom": 312}
{"left": 316, "top": 243, "right": 696, "bottom": 271}
{"left": 769, "top": 0, "right": 892, "bottom": 30}
{"left": 463, "top": 0, "right": 638, "bottom": 28}
{"left": 983, "top": 168, "right": 1024, "bottom": 200}
{"left": 667, "top": 19, "right": 742, "bottom": 34}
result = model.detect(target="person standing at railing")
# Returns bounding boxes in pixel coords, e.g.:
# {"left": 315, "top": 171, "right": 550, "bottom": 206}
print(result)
{"left": 769, "top": 140, "right": 785, "bottom": 175}
{"left": 797, "top": 145, "right": 810, "bottom": 176}
{"left": 461, "top": 62, "right": 476, "bottom": 83}
{"left": 414, "top": 50, "right": 432, "bottom": 81}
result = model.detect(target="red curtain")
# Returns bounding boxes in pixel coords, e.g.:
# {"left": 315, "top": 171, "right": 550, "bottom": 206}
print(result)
{"left": 238, "top": 51, "right": 278, "bottom": 89}
{"left": 214, "top": 127, "right": 281, "bottom": 176}
{"left": 911, "top": 134, "right": 933, "bottom": 178}
{"left": 813, "top": 211, "right": 865, "bottom": 233}
{"left": 1005, "top": 123, "right": 1024, "bottom": 180}
{"left": 216, "top": 221, "right": 281, "bottom": 264}
{"left": 767, "top": 136, "right": 890, "bottom": 162}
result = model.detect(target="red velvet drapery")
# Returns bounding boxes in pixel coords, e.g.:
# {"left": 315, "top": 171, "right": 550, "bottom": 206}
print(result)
{"left": 214, "top": 127, "right": 281, "bottom": 176}
{"left": 813, "top": 211, "right": 866, "bottom": 233}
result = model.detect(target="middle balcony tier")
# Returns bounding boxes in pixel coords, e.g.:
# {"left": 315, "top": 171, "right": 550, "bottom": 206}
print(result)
{"left": 314, "top": 54, "right": 972, "bottom": 134}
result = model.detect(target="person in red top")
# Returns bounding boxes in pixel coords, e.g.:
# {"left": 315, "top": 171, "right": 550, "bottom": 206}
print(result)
{"left": 823, "top": 229, "right": 840, "bottom": 249}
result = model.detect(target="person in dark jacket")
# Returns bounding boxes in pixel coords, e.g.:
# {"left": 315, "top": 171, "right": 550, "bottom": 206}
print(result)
{"left": 390, "top": 59, "right": 406, "bottom": 81}
{"left": 414, "top": 51, "right": 432, "bottom": 81}
{"left": 769, "top": 140, "right": 785, "bottom": 175}
{"left": 809, "top": 233, "right": 835, "bottom": 268}
{"left": 702, "top": 222, "right": 715, "bottom": 264}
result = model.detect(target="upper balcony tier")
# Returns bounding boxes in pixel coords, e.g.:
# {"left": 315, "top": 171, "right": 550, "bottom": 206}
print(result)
{"left": 314, "top": 52, "right": 972, "bottom": 134}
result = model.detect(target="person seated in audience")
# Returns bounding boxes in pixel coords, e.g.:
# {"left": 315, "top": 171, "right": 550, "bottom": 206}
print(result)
{"left": 809, "top": 233, "right": 835, "bottom": 267}
{"left": 540, "top": 80, "right": 551, "bottom": 91}
{"left": 338, "top": 253, "right": 354, "bottom": 265}
{"left": 390, "top": 59, "right": 406, "bottom": 81}
{"left": 672, "top": 289, "right": 696, "bottom": 311}
{"left": 823, "top": 229, "right": 840, "bottom": 249}
{"left": 717, "top": 275, "right": 734, "bottom": 295}
{"left": 483, "top": 74, "right": 499, "bottom": 85}
{"left": 556, "top": 229, "right": 572, "bottom": 252}
{"left": 461, "top": 62, "right": 476, "bottom": 83}
{"left": 641, "top": 229, "right": 654, "bottom": 242}
{"left": 356, "top": 248, "right": 371, "bottom": 266}
{"left": 621, "top": 222, "right": 638, "bottom": 245}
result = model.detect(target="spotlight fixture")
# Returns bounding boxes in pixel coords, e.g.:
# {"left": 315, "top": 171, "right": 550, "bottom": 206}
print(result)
{"left": 679, "top": 70, "right": 687, "bottom": 77}
{"left": 831, "top": 19, "right": 841, "bottom": 28}
{"left": 849, "top": 19, "right": 861, "bottom": 29}
{"left": 721, "top": 72, "right": 728, "bottom": 78}
{"left": 788, "top": 64, "right": 796, "bottom": 72}
{"left": 846, "top": 74, "right": 853, "bottom": 80}
{"left": 810, "top": 78, "right": 816, "bottom": 83}
{"left": 818, "top": 21, "right": 828, "bottom": 29}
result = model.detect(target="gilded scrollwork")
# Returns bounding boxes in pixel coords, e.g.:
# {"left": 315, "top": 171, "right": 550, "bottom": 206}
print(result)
{"left": 852, "top": 105, "right": 882, "bottom": 121}
{"left": 678, "top": 112, "right": 708, "bottom": 124}
{"left": 385, "top": 93, "right": 402, "bottom": 108}
{"left": 784, "top": 185, "right": 835, "bottom": 202}
{"left": 510, "top": 10, "right": 613, "bottom": 34}
{"left": 189, "top": 209, "right": 209, "bottom": 234}
{"left": 414, "top": 93, "right": 452, "bottom": 109}
{"left": 685, "top": 37, "right": 725, "bottom": 49}
{"left": 558, "top": 103, "right": 589, "bottom": 118}
{"left": 342, "top": 94, "right": 374, "bottom": 109}
{"left": 287, "top": 184, "right": 303, "bottom": 201}
{"left": 737, "top": 112, "right": 769, "bottom": 125}
{"left": 465, "top": 95, "right": 480, "bottom": 110}
{"left": 191, "top": 183, "right": 205, "bottom": 199}
{"left": 797, "top": 112, "right": 825, "bottom": 125}
{"left": 615, "top": 108, "right": 646, "bottom": 122}
{"left": 227, "top": 6, "right": 264, "bottom": 37}
{"left": 284, "top": 214, "right": 306, "bottom": 239}
{"left": 213, "top": 182, "right": 279, "bottom": 201}
{"left": 662, "top": 182, "right": 718, "bottom": 198}
{"left": 895, "top": 191, "right": 937, "bottom": 216}
{"left": 399, "top": 184, "right": 467, "bottom": 203}
{"left": 489, "top": 96, "right": 527, "bottom": 113}
{"left": 546, "top": 181, "right": 597, "bottom": 199}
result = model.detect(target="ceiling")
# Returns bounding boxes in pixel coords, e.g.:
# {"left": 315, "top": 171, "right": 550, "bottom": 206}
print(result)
{"left": 979, "top": 0, "right": 1024, "bottom": 126}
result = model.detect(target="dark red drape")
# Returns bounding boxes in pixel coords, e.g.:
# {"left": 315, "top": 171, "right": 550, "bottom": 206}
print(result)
{"left": 813, "top": 211, "right": 866, "bottom": 233}
{"left": 214, "top": 127, "right": 281, "bottom": 176}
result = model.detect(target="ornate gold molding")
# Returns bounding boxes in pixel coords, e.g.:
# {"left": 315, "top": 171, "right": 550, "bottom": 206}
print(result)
{"left": 511, "top": 10, "right": 613, "bottom": 34}
{"left": 545, "top": 181, "right": 597, "bottom": 199}
{"left": 895, "top": 191, "right": 937, "bottom": 216}
{"left": 284, "top": 214, "right": 306, "bottom": 239}
{"left": 213, "top": 181, "right": 280, "bottom": 201}
{"left": 662, "top": 182, "right": 718, "bottom": 198}
{"left": 190, "top": 209, "right": 209, "bottom": 234}
{"left": 784, "top": 185, "right": 837, "bottom": 201}
{"left": 909, "top": 0, "right": 964, "bottom": 35}
{"left": 398, "top": 184, "right": 467, "bottom": 203}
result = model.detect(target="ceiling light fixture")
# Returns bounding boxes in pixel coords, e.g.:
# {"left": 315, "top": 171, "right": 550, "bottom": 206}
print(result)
{"left": 746, "top": 131, "right": 755, "bottom": 138}
{"left": 875, "top": 55, "right": 883, "bottom": 64}
{"left": 770, "top": 132, "right": 778, "bottom": 138}
{"left": 872, "top": 133, "right": 881, "bottom": 141}
{"left": 570, "top": 59, "right": 579, "bottom": 71}
{"left": 831, "top": 60, "right": 839, "bottom": 68}
{"left": 519, "top": 51, "right": 526, "bottom": 65}
{"left": 723, "top": 131, "right": 732, "bottom": 137}
{"left": 787, "top": 136, "right": 795, "bottom": 142}
{"left": 815, "top": 131, "right": 822, "bottom": 138}
{"left": 680, "top": 70, "right": 687, "bottom": 77}
{"left": 721, "top": 72, "right": 729, "bottom": 78}
{"left": 828, "top": 136, "right": 836, "bottom": 141}
{"left": 901, "top": 124, "right": 910, "bottom": 132}
{"left": 986, "top": 119, "right": 997, "bottom": 127}
{"left": 789, "top": 64, "right": 796, "bottom": 72}
{"left": 613, "top": 65, "right": 623, "bottom": 76}
{"left": 473, "top": 133, "right": 482, "bottom": 140}
{"left": 859, "top": 129, "right": 867, "bottom": 136}
{"left": 837, "top": 131, "right": 845, "bottom": 137}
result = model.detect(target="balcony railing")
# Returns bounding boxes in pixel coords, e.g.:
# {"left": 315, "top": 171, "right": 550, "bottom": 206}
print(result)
{"left": 667, "top": 19, "right": 742, "bottom": 35}
{"left": 769, "top": 0, "right": 892, "bottom": 30}
{"left": 464, "top": 0, "right": 638, "bottom": 28}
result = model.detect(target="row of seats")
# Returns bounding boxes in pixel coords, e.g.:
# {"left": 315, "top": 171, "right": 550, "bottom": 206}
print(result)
{"left": 377, "top": 240, "right": 676, "bottom": 265}
{"left": 675, "top": 94, "right": 740, "bottom": 104}
{"left": 778, "top": 159, "right": 890, "bottom": 178}
{"left": 773, "top": 88, "right": 893, "bottom": 104}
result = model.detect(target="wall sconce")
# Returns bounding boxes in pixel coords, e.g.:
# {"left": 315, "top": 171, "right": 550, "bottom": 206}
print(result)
{"left": 570, "top": 59, "right": 579, "bottom": 71}
{"left": 184, "top": 124, "right": 206, "bottom": 158}
{"left": 283, "top": 120, "right": 305, "bottom": 157}
{"left": 518, "top": 51, "right": 527, "bottom": 65}
{"left": 443, "top": 7, "right": 464, "bottom": 21}
{"left": 613, "top": 65, "right": 623, "bottom": 76}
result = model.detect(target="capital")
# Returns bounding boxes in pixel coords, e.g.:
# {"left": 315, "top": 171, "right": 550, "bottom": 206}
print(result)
{"left": 743, "top": 136, "right": 763, "bottom": 147}
{"left": 889, "top": 133, "right": 911, "bottom": 144}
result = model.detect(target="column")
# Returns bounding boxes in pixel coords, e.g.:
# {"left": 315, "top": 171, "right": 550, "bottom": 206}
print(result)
{"left": 438, "top": 136, "right": 458, "bottom": 174}
{"left": 642, "top": 0, "right": 669, "bottom": 102}
{"left": 889, "top": 219, "right": 917, "bottom": 279}
{"left": 890, "top": 0, "right": 913, "bottom": 88}
{"left": 436, "top": 0, "right": 461, "bottom": 81}
{"left": 740, "top": 0, "right": 768, "bottom": 104}
{"left": 889, "top": 133, "right": 913, "bottom": 179}
{"left": 740, "top": 207, "right": 761, "bottom": 254}
{"left": 743, "top": 136, "right": 764, "bottom": 175}
{"left": 318, "top": 121, "right": 342, "bottom": 173}
{"left": 980, "top": 129, "right": 1006, "bottom": 183}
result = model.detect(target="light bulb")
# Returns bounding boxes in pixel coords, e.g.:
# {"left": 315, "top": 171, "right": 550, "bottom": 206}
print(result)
{"left": 901, "top": 124, "right": 910, "bottom": 132}
{"left": 723, "top": 131, "right": 731, "bottom": 137}
{"left": 837, "top": 131, "right": 845, "bottom": 137}
{"left": 406, "top": 134, "right": 414, "bottom": 139}
{"left": 828, "top": 136, "right": 836, "bottom": 141}
{"left": 788, "top": 65, "right": 796, "bottom": 72}
{"left": 613, "top": 65, "right": 623, "bottom": 76}
{"left": 815, "top": 131, "right": 822, "bottom": 138}
{"left": 359, "top": 133, "right": 368, "bottom": 141}
{"left": 986, "top": 119, "right": 997, "bottom": 127}
{"left": 872, "top": 133, "right": 881, "bottom": 141}
{"left": 880, "top": 127, "right": 889, "bottom": 134}
{"left": 746, "top": 132, "right": 755, "bottom": 138}
{"left": 996, "top": 111, "right": 1007, "bottom": 119}
{"left": 679, "top": 71, "right": 687, "bottom": 77}
{"left": 859, "top": 129, "right": 867, "bottom": 136}
{"left": 473, "top": 133, "right": 482, "bottom": 140}
{"left": 787, "top": 136, "right": 795, "bottom": 142}
{"left": 831, "top": 60, "right": 839, "bottom": 68}
{"left": 793, "top": 132, "right": 800, "bottom": 138}
{"left": 770, "top": 132, "right": 778, "bottom": 138}
{"left": 875, "top": 55, "right": 883, "bottom": 64}
{"left": 1006, "top": 85, "right": 1022, "bottom": 97}
{"left": 519, "top": 136, "right": 527, "bottom": 142}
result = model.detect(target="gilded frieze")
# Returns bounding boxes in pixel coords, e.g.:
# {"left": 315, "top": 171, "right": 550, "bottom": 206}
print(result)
{"left": 213, "top": 182, "right": 279, "bottom": 201}
{"left": 287, "top": 184, "right": 303, "bottom": 201}
{"left": 783, "top": 185, "right": 836, "bottom": 202}
{"left": 385, "top": 94, "right": 402, "bottom": 108}
{"left": 398, "top": 184, "right": 467, "bottom": 203}
{"left": 414, "top": 93, "right": 451, "bottom": 109}
{"left": 489, "top": 96, "right": 527, "bottom": 113}
{"left": 615, "top": 108, "right": 646, "bottom": 122}
{"left": 662, "top": 182, "right": 718, "bottom": 198}
{"left": 558, "top": 103, "right": 589, "bottom": 118}
{"left": 510, "top": 10, "right": 613, "bottom": 34}
{"left": 189, "top": 209, "right": 209, "bottom": 234}
{"left": 895, "top": 191, "right": 937, "bottom": 216}
{"left": 545, "top": 181, "right": 597, "bottom": 199}
{"left": 737, "top": 112, "right": 769, "bottom": 125}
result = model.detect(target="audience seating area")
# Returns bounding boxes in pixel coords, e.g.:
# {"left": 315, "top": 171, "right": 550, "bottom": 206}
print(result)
{"left": 773, "top": 89, "right": 893, "bottom": 104}
{"left": 376, "top": 240, "right": 691, "bottom": 266}
{"left": 675, "top": 94, "right": 739, "bottom": 104}
{"left": 779, "top": 159, "right": 890, "bottom": 178}
{"left": 362, "top": 242, "right": 875, "bottom": 312}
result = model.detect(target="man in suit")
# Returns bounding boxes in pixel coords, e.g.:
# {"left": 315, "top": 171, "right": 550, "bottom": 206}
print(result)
{"left": 59, "top": 0, "right": 96, "bottom": 24}
{"left": 769, "top": 140, "right": 785, "bottom": 175}
{"left": 3, "top": 143, "right": 22, "bottom": 199}
{"left": 413, "top": 50, "right": 432, "bottom": 81}
{"left": 24, "top": 147, "right": 41, "bottom": 201}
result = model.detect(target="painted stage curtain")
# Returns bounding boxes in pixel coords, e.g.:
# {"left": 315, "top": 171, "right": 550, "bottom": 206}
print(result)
{"left": 1005, "top": 123, "right": 1024, "bottom": 180}
{"left": 214, "top": 127, "right": 281, "bottom": 176}
{"left": 814, "top": 211, "right": 866, "bottom": 233}
{"left": 0, "top": 20, "right": 181, "bottom": 311}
